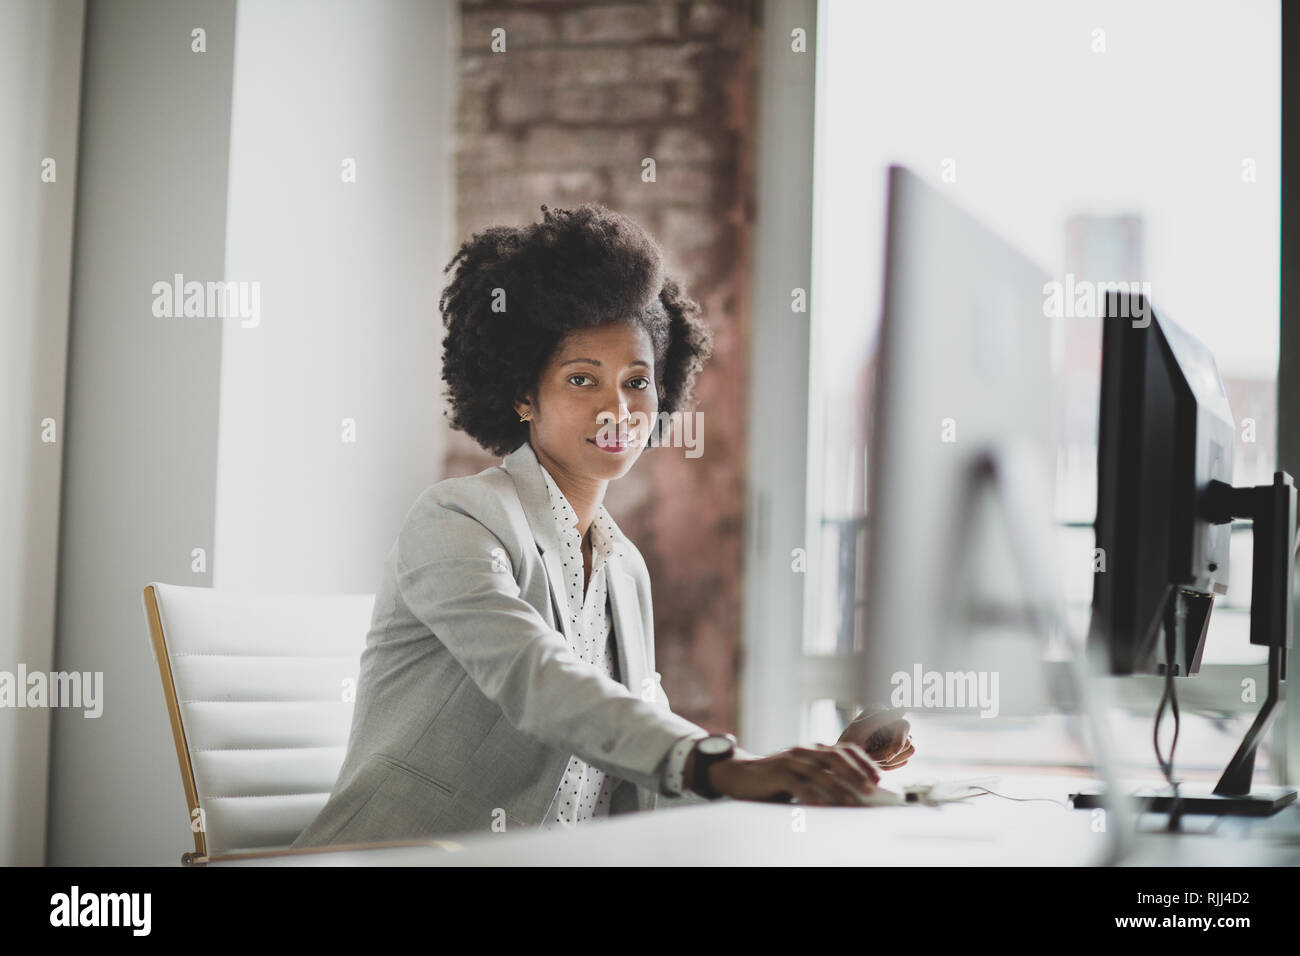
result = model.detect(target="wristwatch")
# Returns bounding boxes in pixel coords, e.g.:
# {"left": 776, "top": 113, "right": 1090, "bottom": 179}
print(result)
{"left": 691, "top": 733, "right": 737, "bottom": 799}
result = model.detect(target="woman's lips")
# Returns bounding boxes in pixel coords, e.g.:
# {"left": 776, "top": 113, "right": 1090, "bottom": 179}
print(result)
{"left": 590, "top": 435, "right": 632, "bottom": 452}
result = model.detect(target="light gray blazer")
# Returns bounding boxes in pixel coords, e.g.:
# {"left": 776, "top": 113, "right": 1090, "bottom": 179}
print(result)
{"left": 292, "top": 439, "right": 709, "bottom": 847}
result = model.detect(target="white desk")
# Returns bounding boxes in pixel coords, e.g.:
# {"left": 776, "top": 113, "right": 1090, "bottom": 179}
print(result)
{"left": 213, "top": 772, "right": 1300, "bottom": 866}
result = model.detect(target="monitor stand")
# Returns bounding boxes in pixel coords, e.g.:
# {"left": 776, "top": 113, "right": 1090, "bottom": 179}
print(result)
{"left": 1074, "top": 471, "right": 1298, "bottom": 818}
{"left": 945, "top": 445, "right": 1135, "bottom": 860}
{"left": 1073, "top": 782, "right": 1296, "bottom": 817}
{"left": 1072, "top": 642, "right": 1297, "bottom": 816}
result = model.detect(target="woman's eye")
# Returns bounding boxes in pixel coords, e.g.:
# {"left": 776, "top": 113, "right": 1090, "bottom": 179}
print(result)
{"left": 567, "top": 374, "right": 651, "bottom": 390}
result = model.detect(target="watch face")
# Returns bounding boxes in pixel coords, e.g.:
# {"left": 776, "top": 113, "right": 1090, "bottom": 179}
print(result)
{"left": 699, "top": 736, "right": 732, "bottom": 756}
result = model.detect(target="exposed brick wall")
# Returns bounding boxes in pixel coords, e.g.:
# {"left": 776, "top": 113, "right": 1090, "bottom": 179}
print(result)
{"left": 445, "top": 0, "right": 755, "bottom": 735}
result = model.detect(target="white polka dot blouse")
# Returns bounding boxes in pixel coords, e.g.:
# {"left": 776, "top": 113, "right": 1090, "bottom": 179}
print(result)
{"left": 537, "top": 462, "right": 629, "bottom": 831}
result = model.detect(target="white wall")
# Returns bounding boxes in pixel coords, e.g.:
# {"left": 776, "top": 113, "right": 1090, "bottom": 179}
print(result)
{"left": 0, "top": 0, "right": 85, "bottom": 867}
{"left": 47, "top": 0, "right": 238, "bottom": 867}
{"left": 214, "top": 0, "right": 455, "bottom": 594}
{"left": 46, "top": 0, "right": 457, "bottom": 865}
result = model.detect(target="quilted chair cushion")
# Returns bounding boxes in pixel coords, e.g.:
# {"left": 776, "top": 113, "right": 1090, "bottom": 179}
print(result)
{"left": 144, "top": 583, "right": 374, "bottom": 855}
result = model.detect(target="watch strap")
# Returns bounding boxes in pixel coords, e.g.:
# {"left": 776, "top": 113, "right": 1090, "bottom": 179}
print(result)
{"left": 691, "top": 734, "right": 737, "bottom": 799}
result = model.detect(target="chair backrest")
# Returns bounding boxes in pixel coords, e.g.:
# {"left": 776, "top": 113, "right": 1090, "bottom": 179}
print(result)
{"left": 141, "top": 583, "right": 374, "bottom": 858}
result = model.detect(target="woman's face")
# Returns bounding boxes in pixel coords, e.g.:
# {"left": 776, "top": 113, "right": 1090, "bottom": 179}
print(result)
{"left": 519, "top": 321, "right": 659, "bottom": 482}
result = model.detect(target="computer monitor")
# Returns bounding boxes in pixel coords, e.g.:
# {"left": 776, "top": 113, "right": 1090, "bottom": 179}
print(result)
{"left": 1074, "top": 291, "right": 1297, "bottom": 815}
{"left": 860, "top": 165, "right": 1061, "bottom": 717}
{"left": 1089, "top": 292, "right": 1235, "bottom": 677}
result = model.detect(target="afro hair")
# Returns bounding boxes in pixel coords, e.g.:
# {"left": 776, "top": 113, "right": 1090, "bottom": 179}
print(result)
{"left": 438, "top": 202, "right": 714, "bottom": 458}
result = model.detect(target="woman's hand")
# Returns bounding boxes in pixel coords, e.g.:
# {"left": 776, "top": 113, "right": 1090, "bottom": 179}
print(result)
{"left": 836, "top": 708, "right": 914, "bottom": 770}
{"left": 708, "top": 743, "right": 882, "bottom": 805}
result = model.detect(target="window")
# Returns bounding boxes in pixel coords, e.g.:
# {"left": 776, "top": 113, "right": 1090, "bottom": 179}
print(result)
{"left": 803, "top": 0, "right": 1281, "bottom": 777}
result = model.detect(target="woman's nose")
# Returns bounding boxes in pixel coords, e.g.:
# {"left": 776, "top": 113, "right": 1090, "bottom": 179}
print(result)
{"left": 597, "top": 403, "right": 630, "bottom": 425}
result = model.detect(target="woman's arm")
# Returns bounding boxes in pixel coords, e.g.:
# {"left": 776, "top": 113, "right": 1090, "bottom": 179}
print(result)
{"left": 393, "top": 491, "right": 709, "bottom": 794}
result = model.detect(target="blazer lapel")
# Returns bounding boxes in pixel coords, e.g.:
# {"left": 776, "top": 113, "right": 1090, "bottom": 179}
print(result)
{"left": 540, "top": 549, "right": 575, "bottom": 645}
{"left": 501, "top": 441, "right": 576, "bottom": 645}
{"left": 606, "top": 562, "right": 647, "bottom": 696}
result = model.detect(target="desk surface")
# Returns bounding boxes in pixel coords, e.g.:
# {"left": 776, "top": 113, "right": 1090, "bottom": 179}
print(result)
{"left": 215, "top": 772, "right": 1300, "bottom": 866}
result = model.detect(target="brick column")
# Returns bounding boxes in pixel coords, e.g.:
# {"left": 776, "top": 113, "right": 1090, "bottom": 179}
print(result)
{"left": 448, "top": 0, "right": 755, "bottom": 733}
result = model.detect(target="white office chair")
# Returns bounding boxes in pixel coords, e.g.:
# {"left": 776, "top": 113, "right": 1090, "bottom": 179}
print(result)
{"left": 141, "top": 583, "right": 455, "bottom": 864}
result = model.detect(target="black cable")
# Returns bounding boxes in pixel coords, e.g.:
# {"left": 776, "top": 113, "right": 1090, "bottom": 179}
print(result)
{"left": 1153, "top": 594, "right": 1185, "bottom": 831}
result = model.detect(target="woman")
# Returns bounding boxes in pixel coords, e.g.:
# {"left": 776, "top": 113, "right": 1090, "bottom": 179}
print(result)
{"left": 292, "top": 203, "right": 913, "bottom": 847}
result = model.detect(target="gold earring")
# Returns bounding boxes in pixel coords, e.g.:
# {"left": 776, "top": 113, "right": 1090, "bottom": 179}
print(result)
{"left": 519, "top": 411, "right": 530, "bottom": 422}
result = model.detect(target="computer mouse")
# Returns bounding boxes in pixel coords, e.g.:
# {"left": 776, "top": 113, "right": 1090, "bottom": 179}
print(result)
{"left": 781, "top": 784, "right": 906, "bottom": 806}
{"left": 787, "top": 785, "right": 906, "bottom": 806}
{"left": 854, "top": 784, "right": 906, "bottom": 807}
